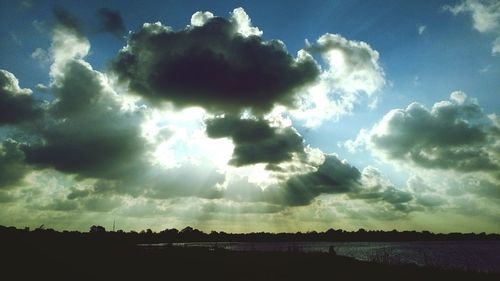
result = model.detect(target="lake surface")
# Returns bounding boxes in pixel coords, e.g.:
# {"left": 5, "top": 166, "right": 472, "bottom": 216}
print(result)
{"left": 142, "top": 241, "right": 500, "bottom": 273}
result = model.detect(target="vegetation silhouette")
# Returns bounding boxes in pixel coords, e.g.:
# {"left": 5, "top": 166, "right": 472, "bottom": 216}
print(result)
{"left": 1, "top": 225, "right": 499, "bottom": 281}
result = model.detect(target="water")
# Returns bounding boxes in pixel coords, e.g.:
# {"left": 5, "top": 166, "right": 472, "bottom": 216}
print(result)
{"left": 146, "top": 241, "right": 500, "bottom": 273}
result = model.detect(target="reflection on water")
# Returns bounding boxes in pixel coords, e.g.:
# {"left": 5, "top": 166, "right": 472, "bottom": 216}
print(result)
{"left": 144, "top": 241, "right": 500, "bottom": 272}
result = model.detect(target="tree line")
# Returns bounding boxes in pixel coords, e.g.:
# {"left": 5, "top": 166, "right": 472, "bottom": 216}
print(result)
{"left": 1, "top": 224, "right": 499, "bottom": 243}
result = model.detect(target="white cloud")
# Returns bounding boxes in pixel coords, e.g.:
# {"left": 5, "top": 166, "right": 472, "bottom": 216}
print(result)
{"left": 418, "top": 25, "right": 427, "bottom": 35}
{"left": 314, "top": 33, "right": 385, "bottom": 95}
{"left": 347, "top": 92, "right": 500, "bottom": 186}
{"left": 230, "top": 7, "right": 263, "bottom": 37}
{"left": 190, "top": 11, "right": 214, "bottom": 27}
{"left": 49, "top": 28, "right": 90, "bottom": 78}
{"left": 450, "top": 90, "right": 467, "bottom": 104}
{"left": 31, "top": 48, "right": 50, "bottom": 65}
{"left": 445, "top": 0, "right": 500, "bottom": 33}
{"left": 291, "top": 34, "right": 385, "bottom": 127}
{"left": 445, "top": 0, "right": 500, "bottom": 55}
{"left": 492, "top": 36, "right": 500, "bottom": 55}
{"left": 0, "top": 70, "right": 32, "bottom": 96}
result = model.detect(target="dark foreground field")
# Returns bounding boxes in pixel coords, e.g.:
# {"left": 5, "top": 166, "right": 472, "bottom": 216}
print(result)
{"left": 3, "top": 231, "right": 499, "bottom": 281}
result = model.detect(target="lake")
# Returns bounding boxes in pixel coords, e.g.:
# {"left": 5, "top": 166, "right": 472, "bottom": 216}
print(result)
{"left": 142, "top": 241, "right": 500, "bottom": 273}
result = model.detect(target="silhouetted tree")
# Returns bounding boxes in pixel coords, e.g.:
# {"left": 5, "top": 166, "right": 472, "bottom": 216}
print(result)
{"left": 90, "top": 225, "right": 106, "bottom": 233}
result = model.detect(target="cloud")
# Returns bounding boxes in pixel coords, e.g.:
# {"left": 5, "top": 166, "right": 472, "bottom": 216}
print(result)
{"left": 306, "top": 33, "right": 385, "bottom": 95}
{"left": 273, "top": 154, "right": 362, "bottom": 206}
{"left": 0, "top": 70, "right": 41, "bottom": 126}
{"left": 22, "top": 20, "right": 149, "bottom": 181}
{"left": 445, "top": 0, "right": 500, "bottom": 33}
{"left": 190, "top": 11, "right": 214, "bottom": 27}
{"left": 446, "top": 175, "right": 500, "bottom": 200}
{"left": 53, "top": 6, "right": 85, "bottom": 38}
{"left": 205, "top": 115, "right": 304, "bottom": 166}
{"left": 144, "top": 162, "right": 225, "bottom": 199}
{"left": 354, "top": 92, "right": 499, "bottom": 174}
{"left": 230, "top": 7, "right": 263, "bottom": 37}
{"left": 5, "top": 6, "right": 486, "bottom": 230}
{"left": 219, "top": 153, "right": 366, "bottom": 207}
{"left": 31, "top": 48, "right": 50, "bottom": 65}
{"left": 19, "top": 0, "right": 34, "bottom": 10}
{"left": 50, "top": 14, "right": 90, "bottom": 77}
{"left": 418, "top": 25, "right": 427, "bottom": 35}
{"left": 112, "top": 9, "right": 319, "bottom": 114}
{"left": 349, "top": 167, "right": 416, "bottom": 210}
{"left": 0, "top": 139, "right": 31, "bottom": 189}
{"left": 96, "top": 8, "right": 126, "bottom": 37}
{"left": 291, "top": 33, "right": 385, "bottom": 127}
{"left": 493, "top": 36, "right": 500, "bottom": 55}
{"left": 24, "top": 61, "right": 148, "bottom": 179}
{"left": 445, "top": 0, "right": 500, "bottom": 55}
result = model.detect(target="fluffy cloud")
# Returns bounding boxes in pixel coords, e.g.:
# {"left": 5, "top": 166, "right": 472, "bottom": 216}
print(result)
{"left": 112, "top": 9, "right": 319, "bottom": 114}
{"left": 308, "top": 33, "right": 385, "bottom": 95}
{"left": 0, "top": 70, "right": 41, "bottom": 125}
{"left": 215, "top": 154, "right": 362, "bottom": 206}
{"left": 276, "top": 155, "right": 362, "bottom": 206}
{"left": 96, "top": 8, "right": 126, "bottom": 37}
{"left": 205, "top": 115, "right": 304, "bottom": 166}
{"left": 292, "top": 33, "right": 385, "bottom": 127}
{"left": 349, "top": 167, "right": 416, "bottom": 212}
{"left": 23, "top": 17, "right": 149, "bottom": 181}
{"left": 445, "top": 0, "right": 500, "bottom": 33}
{"left": 50, "top": 8, "right": 90, "bottom": 77}
{"left": 230, "top": 7, "right": 263, "bottom": 37}
{"left": 357, "top": 92, "right": 499, "bottom": 174}
{"left": 445, "top": 0, "right": 500, "bottom": 55}
{"left": 190, "top": 11, "right": 214, "bottom": 27}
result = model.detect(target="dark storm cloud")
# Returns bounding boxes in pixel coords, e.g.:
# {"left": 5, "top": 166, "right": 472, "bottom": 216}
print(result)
{"left": 23, "top": 59, "right": 148, "bottom": 180}
{"left": 0, "top": 139, "right": 31, "bottom": 189}
{"left": 96, "top": 8, "right": 125, "bottom": 37}
{"left": 0, "top": 70, "right": 41, "bottom": 126}
{"left": 112, "top": 17, "right": 319, "bottom": 113}
{"left": 53, "top": 6, "right": 85, "bottom": 37}
{"left": 370, "top": 93, "right": 499, "bottom": 173}
{"left": 205, "top": 116, "right": 304, "bottom": 166}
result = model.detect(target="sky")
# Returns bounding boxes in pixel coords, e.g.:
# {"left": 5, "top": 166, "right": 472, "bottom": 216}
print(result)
{"left": 0, "top": 0, "right": 499, "bottom": 233}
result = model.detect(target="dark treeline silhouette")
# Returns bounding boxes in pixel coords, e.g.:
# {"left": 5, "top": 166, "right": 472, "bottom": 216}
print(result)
{"left": 2, "top": 224, "right": 499, "bottom": 281}
{"left": 2, "top": 224, "right": 497, "bottom": 244}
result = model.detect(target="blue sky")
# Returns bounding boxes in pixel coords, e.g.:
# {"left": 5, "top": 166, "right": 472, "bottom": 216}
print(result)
{"left": 0, "top": 0, "right": 499, "bottom": 232}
